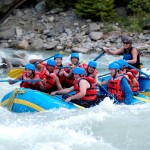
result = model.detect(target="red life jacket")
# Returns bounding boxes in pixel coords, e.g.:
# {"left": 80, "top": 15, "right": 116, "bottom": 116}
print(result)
{"left": 53, "top": 66, "right": 65, "bottom": 84}
{"left": 80, "top": 63, "right": 88, "bottom": 70}
{"left": 108, "top": 75, "right": 124, "bottom": 101}
{"left": 126, "top": 69, "right": 139, "bottom": 92}
{"left": 85, "top": 68, "right": 98, "bottom": 80}
{"left": 39, "top": 66, "right": 57, "bottom": 92}
{"left": 64, "top": 63, "right": 87, "bottom": 87}
{"left": 74, "top": 77, "right": 97, "bottom": 101}
{"left": 20, "top": 71, "right": 40, "bottom": 90}
{"left": 44, "top": 73, "right": 56, "bottom": 90}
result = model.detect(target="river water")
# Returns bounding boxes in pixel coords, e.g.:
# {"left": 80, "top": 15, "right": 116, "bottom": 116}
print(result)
{"left": 0, "top": 48, "right": 150, "bottom": 150}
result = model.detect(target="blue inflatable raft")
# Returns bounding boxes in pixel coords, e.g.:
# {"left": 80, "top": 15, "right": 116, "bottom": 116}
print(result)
{"left": 0, "top": 88, "right": 84, "bottom": 113}
{"left": 0, "top": 68, "right": 150, "bottom": 113}
{"left": 0, "top": 87, "right": 150, "bottom": 113}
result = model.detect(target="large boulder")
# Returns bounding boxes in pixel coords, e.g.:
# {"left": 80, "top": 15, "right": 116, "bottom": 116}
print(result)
{"left": 0, "top": 27, "right": 16, "bottom": 40}
{"left": 1, "top": 56, "right": 28, "bottom": 68}
{"left": 17, "top": 40, "right": 29, "bottom": 50}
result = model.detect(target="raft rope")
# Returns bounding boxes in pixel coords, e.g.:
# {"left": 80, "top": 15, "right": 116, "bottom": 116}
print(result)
{"left": 6, "top": 88, "right": 25, "bottom": 111}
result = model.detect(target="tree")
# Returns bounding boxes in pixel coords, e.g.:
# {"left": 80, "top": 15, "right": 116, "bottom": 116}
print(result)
{"left": 76, "top": 0, "right": 115, "bottom": 21}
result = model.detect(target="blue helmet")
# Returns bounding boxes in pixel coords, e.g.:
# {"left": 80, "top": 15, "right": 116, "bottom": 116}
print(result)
{"left": 73, "top": 67, "right": 85, "bottom": 75}
{"left": 88, "top": 61, "right": 97, "bottom": 69}
{"left": 119, "top": 59, "right": 128, "bottom": 67}
{"left": 114, "top": 61, "right": 123, "bottom": 69}
{"left": 54, "top": 53, "right": 62, "bottom": 60}
{"left": 47, "top": 59, "right": 56, "bottom": 67}
{"left": 71, "top": 53, "right": 79, "bottom": 59}
{"left": 25, "top": 64, "right": 35, "bottom": 71}
{"left": 108, "top": 62, "right": 120, "bottom": 70}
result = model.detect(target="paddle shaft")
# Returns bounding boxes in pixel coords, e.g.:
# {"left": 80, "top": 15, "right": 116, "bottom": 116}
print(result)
{"left": 100, "top": 86, "right": 119, "bottom": 104}
{"left": 59, "top": 66, "right": 71, "bottom": 69}
{"left": 98, "top": 73, "right": 110, "bottom": 78}
{"left": 35, "top": 55, "right": 56, "bottom": 65}
{"left": 128, "top": 64, "right": 150, "bottom": 78}
{"left": 0, "top": 79, "right": 41, "bottom": 82}
{"left": 93, "top": 51, "right": 105, "bottom": 61}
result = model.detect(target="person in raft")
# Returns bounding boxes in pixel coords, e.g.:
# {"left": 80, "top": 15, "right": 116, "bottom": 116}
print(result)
{"left": 103, "top": 36, "right": 140, "bottom": 69}
{"left": 8, "top": 64, "right": 43, "bottom": 90}
{"left": 51, "top": 67, "right": 100, "bottom": 108}
{"left": 106, "top": 62, "right": 133, "bottom": 105}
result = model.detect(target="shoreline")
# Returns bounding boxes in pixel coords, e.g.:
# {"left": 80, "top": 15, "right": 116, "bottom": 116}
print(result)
{"left": 0, "top": 8, "right": 150, "bottom": 56}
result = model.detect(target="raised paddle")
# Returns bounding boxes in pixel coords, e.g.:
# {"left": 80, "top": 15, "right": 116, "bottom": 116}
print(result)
{"left": 7, "top": 51, "right": 64, "bottom": 78}
{"left": 0, "top": 79, "right": 41, "bottom": 82}
{"left": 93, "top": 51, "right": 105, "bottom": 61}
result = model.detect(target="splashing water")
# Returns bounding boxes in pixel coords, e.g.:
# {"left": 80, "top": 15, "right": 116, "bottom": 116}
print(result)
{"left": 0, "top": 48, "right": 150, "bottom": 150}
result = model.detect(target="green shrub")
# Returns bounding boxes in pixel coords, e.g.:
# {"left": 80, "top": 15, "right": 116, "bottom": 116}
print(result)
{"left": 113, "top": 15, "right": 150, "bottom": 32}
{"left": 127, "top": 0, "right": 150, "bottom": 15}
{"left": 75, "top": 0, "right": 115, "bottom": 21}
{"left": 140, "top": 16, "right": 150, "bottom": 30}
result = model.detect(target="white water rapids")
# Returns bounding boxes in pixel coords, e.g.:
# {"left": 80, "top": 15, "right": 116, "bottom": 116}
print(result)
{"left": 0, "top": 48, "right": 150, "bottom": 150}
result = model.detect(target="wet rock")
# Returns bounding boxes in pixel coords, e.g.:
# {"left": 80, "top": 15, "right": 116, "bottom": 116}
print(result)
{"left": 0, "top": 27, "right": 15, "bottom": 40}
{"left": 17, "top": 40, "right": 29, "bottom": 50}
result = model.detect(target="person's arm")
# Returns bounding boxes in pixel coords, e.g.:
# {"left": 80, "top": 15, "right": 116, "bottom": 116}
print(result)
{"left": 55, "top": 76, "right": 63, "bottom": 90}
{"left": 127, "top": 48, "right": 138, "bottom": 64}
{"left": 95, "top": 74, "right": 107, "bottom": 86}
{"left": 95, "top": 73, "right": 99, "bottom": 84}
{"left": 29, "top": 59, "right": 43, "bottom": 64}
{"left": 51, "top": 86, "right": 74, "bottom": 95}
{"left": 36, "top": 63, "right": 45, "bottom": 73}
{"left": 103, "top": 47, "right": 124, "bottom": 55}
{"left": 65, "top": 79, "right": 89, "bottom": 102}
{"left": 120, "top": 78, "right": 133, "bottom": 105}
{"left": 8, "top": 75, "right": 23, "bottom": 84}
{"left": 63, "top": 69, "right": 73, "bottom": 77}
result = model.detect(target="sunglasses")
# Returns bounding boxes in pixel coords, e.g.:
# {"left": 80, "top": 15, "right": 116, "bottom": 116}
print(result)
{"left": 123, "top": 42, "right": 130, "bottom": 44}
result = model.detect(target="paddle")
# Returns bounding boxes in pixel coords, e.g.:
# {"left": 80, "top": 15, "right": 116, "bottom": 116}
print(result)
{"left": 128, "top": 64, "right": 150, "bottom": 78}
{"left": 133, "top": 95, "right": 150, "bottom": 103}
{"left": 98, "top": 73, "right": 110, "bottom": 78}
{"left": 8, "top": 51, "right": 64, "bottom": 78}
{"left": 99, "top": 85, "right": 119, "bottom": 104}
{"left": 7, "top": 68, "right": 25, "bottom": 78}
{"left": 0, "top": 79, "right": 41, "bottom": 82}
{"left": 93, "top": 51, "right": 105, "bottom": 61}
{"left": 139, "top": 91, "right": 150, "bottom": 97}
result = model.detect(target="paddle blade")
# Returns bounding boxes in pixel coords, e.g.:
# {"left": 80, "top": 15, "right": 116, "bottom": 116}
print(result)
{"left": 139, "top": 92, "right": 150, "bottom": 97}
{"left": 7, "top": 68, "right": 24, "bottom": 78}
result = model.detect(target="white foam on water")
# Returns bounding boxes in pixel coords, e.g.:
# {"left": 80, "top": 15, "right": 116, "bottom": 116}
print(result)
{"left": 0, "top": 48, "right": 150, "bottom": 150}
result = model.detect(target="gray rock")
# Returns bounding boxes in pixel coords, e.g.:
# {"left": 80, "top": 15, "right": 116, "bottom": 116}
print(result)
{"left": 72, "top": 47, "right": 89, "bottom": 53}
{"left": 89, "top": 32, "right": 103, "bottom": 41}
{"left": 0, "top": 42, "right": 9, "bottom": 48}
{"left": 0, "top": 28, "right": 15, "bottom": 40}
{"left": 89, "top": 23, "right": 101, "bottom": 31}
{"left": 1, "top": 56, "right": 28, "bottom": 68}
{"left": 30, "top": 38, "right": 44, "bottom": 50}
{"left": 43, "top": 41, "right": 59, "bottom": 50}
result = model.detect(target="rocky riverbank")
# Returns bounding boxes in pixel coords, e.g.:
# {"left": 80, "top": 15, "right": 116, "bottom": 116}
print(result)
{"left": 0, "top": 7, "right": 150, "bottom": 55}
